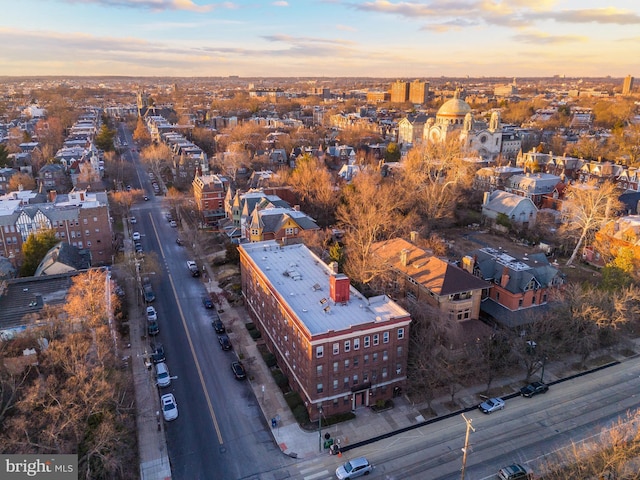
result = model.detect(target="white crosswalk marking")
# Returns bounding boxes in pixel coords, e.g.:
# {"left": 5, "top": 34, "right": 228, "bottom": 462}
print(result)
{"left": 300, "top": 469, "right": 331, "bottom": 480}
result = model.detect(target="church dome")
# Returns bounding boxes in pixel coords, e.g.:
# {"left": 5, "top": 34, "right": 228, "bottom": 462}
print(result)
{"left": 437, "top": 97, "right": 471, "bottom": 118}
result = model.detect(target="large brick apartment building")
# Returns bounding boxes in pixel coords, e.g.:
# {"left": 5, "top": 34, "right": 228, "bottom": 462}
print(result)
{"left": 0, "top": 189, "right": 112, "bottom": 266}
{"left": 239, "top": 241, "right": 411, "bottom": 421}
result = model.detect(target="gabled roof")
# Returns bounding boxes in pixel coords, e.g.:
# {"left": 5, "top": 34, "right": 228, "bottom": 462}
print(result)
{"left": 34, "top": 242, "right": 91, "bottom": 277}
{"left": 472, "top": 248, "right": 564, "bottom": 293}
{"left": 251, "top": 207, "right": 319, "bottom": 233}
{"left": 483, "top": 190, "right": 537, "bottom": 216}
{"left": 372, "top": 238, "right": 489, "bottom": 295}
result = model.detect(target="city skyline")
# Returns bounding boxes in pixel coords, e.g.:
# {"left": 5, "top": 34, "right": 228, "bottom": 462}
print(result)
{"left": 1, "top": 1, "right": 640, "bottom": 78}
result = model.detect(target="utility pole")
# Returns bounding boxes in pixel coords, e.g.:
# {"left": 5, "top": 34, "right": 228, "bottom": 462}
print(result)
{"left": 318, "top": 404, "right": 323, "bottom": 452}
{"left": 460, "top": 413, "right": 475, "bottom": 480}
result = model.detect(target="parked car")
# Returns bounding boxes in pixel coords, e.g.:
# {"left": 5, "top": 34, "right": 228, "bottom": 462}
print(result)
{"left": 135, "top": 241, "right": 143, "bottom": 254}
{"left": 144, "top": 195, "right": 149, "bottom": 201}
{"left": 130, "top": 216, "right": 137, "bottom": 224}
{"left": 497, "top": 463, "right": 533, "bottom": 480}
{"left": 335, "top": 456, "right": 373, "bottom": 479}
{"left": 212, "top": 318, "right": 225, "bottom": 334}
{"left": 170, "top": 220, "right": 177, "bottom": 228}
{"left": 143, "top": 283, "right": 155, "bottom": 302}
{"left": 520, "top": 381, "right": 549, "bottom": 398}
{"left": 155, "top": 362, "right": 171, "bottom": 387}
{"left": 146, "top": 306, "right": 157, "bottom": 321}
{"left": 231, "top": 361, "right": 246, "bottom": 380}
{"left": 187, "top": 260, "right": 200, "bottom": 277}
{"left": 151, "top": 344, "right": 165, "bottom": 364}
{"left": 176, "top": 238, "right": 183, "bottom": 246}
{"left": 478, "top": 397, "right": 505, "bottom": 414}
{"left": 147, "top": 320, "right": 159, "bottom": 336}
{"left": 202, "top": 297, "right": 214, "bottom": 309}
{"left": 132, "top": 231, "right": 141, "bottom": 241}
{"left": 160, "top": 393, "right": 178, "bottom": 421}
{"left": 218, "top": 334, "right": 232, "bottom": 351}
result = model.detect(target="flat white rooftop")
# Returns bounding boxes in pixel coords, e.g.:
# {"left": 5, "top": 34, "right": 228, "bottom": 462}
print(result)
{"left": 241, "top": 241, "right": 408, "bottom": 336}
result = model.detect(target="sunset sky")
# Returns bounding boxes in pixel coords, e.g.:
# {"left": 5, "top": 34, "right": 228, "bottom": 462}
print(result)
{"left": 1, "top": 0, "right": 639, "bottom": 78}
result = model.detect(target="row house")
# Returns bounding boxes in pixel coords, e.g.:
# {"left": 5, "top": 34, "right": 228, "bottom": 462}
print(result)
{"left": 583, "top": 215, "right": 640, "bottom": 267}
{"left": 0, "top": 189, "right": 112, "bottom": 265}
{"left": 225, "top": 188, "right": 291, "bottom": 229}
{"left": 396, "top": 114, "right": 428, "bottom": 146}
{"left": 372, "top": 237, "right": 490, "bottom": 321}
{"left": 473, "top": 166, "right": 524, "bottom": 193}
{"left": 246, "top": 205, "right": 319, "bottom": 243}
{"left": 192, "top": 174, "right": 229, "bottom": 226}
{"left": 0, "top": 168, "right": 18, "bottom": 194}
{"left": 465, "top": 248, "right": 565, "bottom": 327}
{"left": 577, "top": 161, "right": 625, "bottom": 184}
{"left": 516, "top": 150, "right": 583, "bottom": 178}
{"left": 37, "top": 164, "right": 70, "bottom": 193}
{"left": 504, "top": 172, "right": 563, "bottom": 207}
{"left": 239, "top": 241, "right": 411, "bottom": 420}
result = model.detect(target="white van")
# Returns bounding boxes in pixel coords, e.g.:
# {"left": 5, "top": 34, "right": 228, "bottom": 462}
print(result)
{"left": 155, "top": 362, "right": 171, "bottom": 388}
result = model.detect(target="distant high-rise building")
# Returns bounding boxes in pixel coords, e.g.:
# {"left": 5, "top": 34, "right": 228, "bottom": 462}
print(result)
{"left": 623, "top": 75, "right": 634, "bottom": 95}
{"left": 409, "top": 80, "right": 429, "bottom": 104}
{"left": 390, "top": 80, "right": 410, "bottom": 103}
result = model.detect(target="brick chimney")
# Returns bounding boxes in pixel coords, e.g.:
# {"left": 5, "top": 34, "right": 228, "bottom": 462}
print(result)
{"left": 330, "top": 273, "right": 350, "bottom": 303}
{"left": 48, "top": 190, "right": 57, "bottom": 203}
{"left": 500, "top": 266, "right": 510, "bottom": 288}
{"left": 400, "top": 248, "right": 409, "bottom": 267}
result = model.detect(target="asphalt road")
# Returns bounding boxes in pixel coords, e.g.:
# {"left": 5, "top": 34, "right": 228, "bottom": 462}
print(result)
{"left": 275, "top": 357, "right": 640, "bottom": 480}
{"left": 125, "top": 130, "right": 294, "bottom": 479}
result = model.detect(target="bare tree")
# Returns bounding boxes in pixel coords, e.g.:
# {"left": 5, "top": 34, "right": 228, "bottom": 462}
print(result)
{"left": 287, "top": 154, "right": 338, "bottom": 226}
{"left": 560, "top": 180, "right": 622, "bottom": 265}
{"left": 400, "top": 138, "right": 475, "bottom": 227}
{"left": 336, "top": 171, "right": 413, "bottom": 287}
{"left": 139, "top": 142, "right": 171, "bottom": 173}
{"left": 8, "top": 172, "right": 36, "bottom": 191}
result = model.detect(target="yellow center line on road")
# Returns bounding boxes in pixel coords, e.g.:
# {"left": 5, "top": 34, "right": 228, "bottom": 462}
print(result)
{"left": 149, "top": 212, "right": 224, "bottom": 445}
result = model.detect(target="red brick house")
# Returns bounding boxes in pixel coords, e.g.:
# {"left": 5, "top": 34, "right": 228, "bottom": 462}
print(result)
{"left": 465, "top": 247, "right": 565, "bottom": 327}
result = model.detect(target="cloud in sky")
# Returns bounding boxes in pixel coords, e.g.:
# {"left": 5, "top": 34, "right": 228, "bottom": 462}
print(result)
{"left": 530, "top": 8, "right": 640, "bottom": 25}
{"left": 61, "top": 0, "right": 234, "bottom": 13}
{"left": 512, "top": 30, "right": 588, "bottom": 45}
{"left": 1, "top": 0, "right": 639, "bottom": 76}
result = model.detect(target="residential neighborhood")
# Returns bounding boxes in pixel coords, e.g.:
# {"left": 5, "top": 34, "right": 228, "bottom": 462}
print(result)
{"left": 1, "top": 74, "right": 640, "bottom": 480}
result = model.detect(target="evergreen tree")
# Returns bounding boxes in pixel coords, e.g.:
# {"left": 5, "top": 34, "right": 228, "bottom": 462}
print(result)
{"left": 20, "top": 229, "right": 59, "bottom": 276}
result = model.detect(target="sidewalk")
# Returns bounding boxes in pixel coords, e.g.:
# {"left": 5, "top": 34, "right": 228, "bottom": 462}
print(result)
{"left": 202, "top": 265, "right": 640, "bottom": 462}
{"left": 119, "top": 218, "right": 172, "bottom": 480}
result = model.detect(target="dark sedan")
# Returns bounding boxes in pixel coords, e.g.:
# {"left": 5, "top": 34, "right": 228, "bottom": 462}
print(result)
{"left": 212, "top": 318, "right": 225, "bottom": 334}
{"left": 151, "top": 344, "right": 166, "bottom": 364}
{"left": 520, "top": 381, "right": 549, "bottom": 398}
{"left": 218, "top": 334, "right": 232, "bottom": 351}
{"left": 202, "top": 297, "right": 214, "bottom": 309}
{"left": 231, "top": 361, "right": 246, "bottom": 380}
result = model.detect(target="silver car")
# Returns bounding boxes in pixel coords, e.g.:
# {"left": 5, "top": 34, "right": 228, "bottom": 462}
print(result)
{"left": 478, "top": 397, "right": 505, "bottom": 414}
{"left": 335, "top": 456, "right": 372, "bottom": 479}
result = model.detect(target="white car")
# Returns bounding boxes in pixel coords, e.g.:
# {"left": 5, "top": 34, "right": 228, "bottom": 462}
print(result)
{"left": 146, "top": 306, "right": 157, "bottom": 322}
{"left": 130, "top": 216, "right": 137, "bottom": 224}
{"left": 155, "top": 362, "right": 171, "bottom": 388}
{"left": 161, "top": 393, "right": 178, "bottom": 421}
{"left": 478, "top": 397, "right": 505, "bottom": 414}
{"left": 132, "top": 231, "right": 141, "bottom": 241}
{"left": 335, "top": 456, "right": 372, "bottom": 479}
